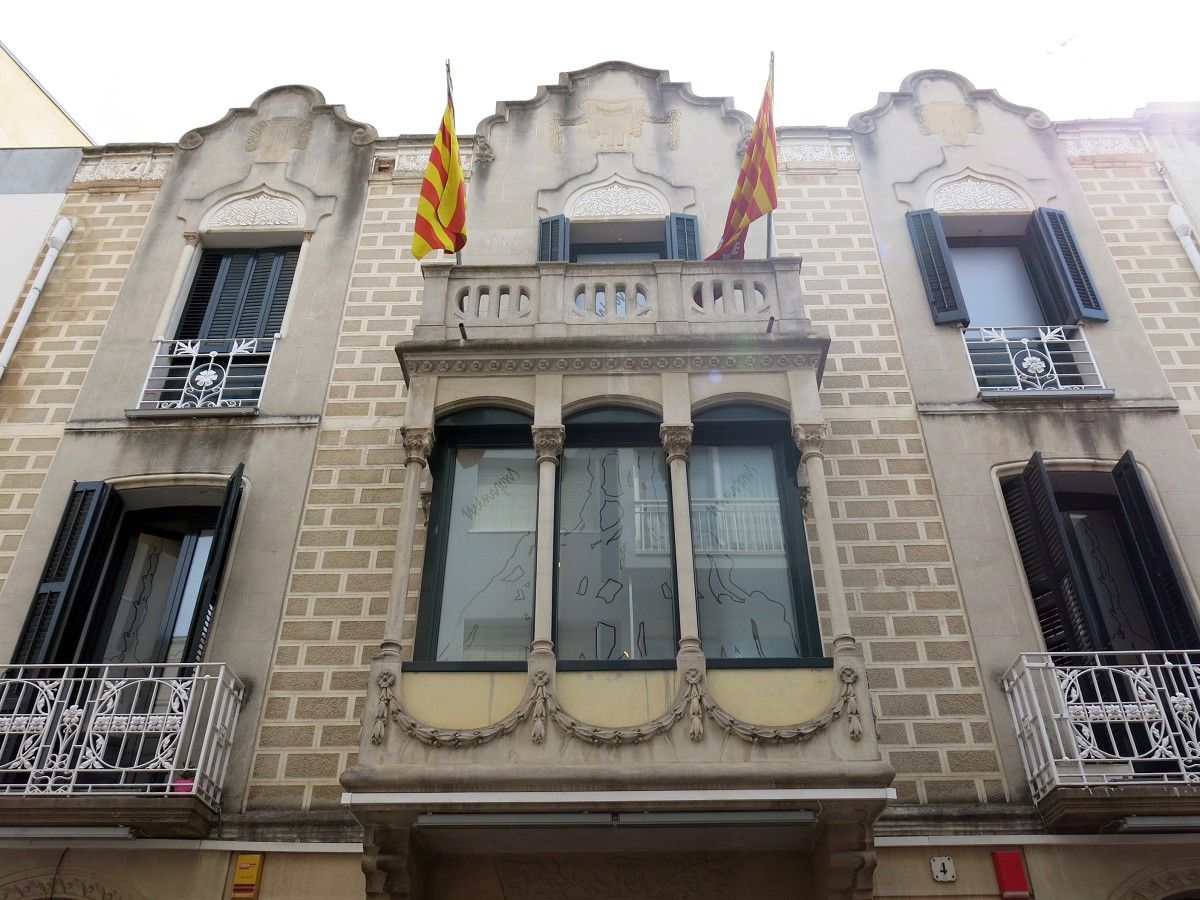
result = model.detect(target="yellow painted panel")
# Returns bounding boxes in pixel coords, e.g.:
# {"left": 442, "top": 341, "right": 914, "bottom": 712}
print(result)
{"left": 556, "top": 670, "right": 674, "bottom": 727}
{"left": 401, "top": 672, "right": 528, "bottom": 728}
{"left": 706, "top": 668, "right": 834, "bottom": 726}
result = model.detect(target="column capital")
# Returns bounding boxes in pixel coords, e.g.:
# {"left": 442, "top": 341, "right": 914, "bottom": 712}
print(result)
{"left": 401, "top": 427, "right": 434, "bottom": 466}
{"left": 659, "top": 423, "right": 693, "bottom": 463}
{"left": 531, "top": 425, "right": 565, "bottom": 463}
{"left": 183, "top": 231, "right": 200, "bottom": 246}
{"left": 793, "top": 422, "right": 828, "bottom": 460}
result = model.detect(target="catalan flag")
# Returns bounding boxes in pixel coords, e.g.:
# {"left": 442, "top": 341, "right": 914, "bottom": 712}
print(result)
{"left": 412, "top": 68, "right": 467, "bottom": 261}
{"left": 707, "top": 59, "right": 778, "bottom": 261}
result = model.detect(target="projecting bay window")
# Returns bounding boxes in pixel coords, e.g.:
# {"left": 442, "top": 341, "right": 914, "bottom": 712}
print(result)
{"left": 906, "top": 208, "right": 1109, "bottom": 396}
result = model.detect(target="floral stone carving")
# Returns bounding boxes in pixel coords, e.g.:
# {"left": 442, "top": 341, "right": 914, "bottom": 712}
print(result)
{"left": 572, "top": 183, "right": 664, "bottom": 218}
{"left": 209, "top": 192, "right": 301, "bottom": 228}
{"left": 932, "top": 176, "right": 1025, "bottom": 211}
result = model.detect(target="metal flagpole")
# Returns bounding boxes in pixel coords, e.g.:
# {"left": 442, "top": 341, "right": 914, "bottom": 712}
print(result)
{"left": 765, "top": 52, "right": 775, "bottom": 260}
{"left": 447, "top": 59, "right": 462, "bottom": 266}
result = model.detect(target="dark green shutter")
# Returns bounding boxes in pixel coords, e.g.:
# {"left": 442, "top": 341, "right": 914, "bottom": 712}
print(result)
{"left": 537, "top": 215, "right": 570, "bottom": 262}
{"left": 1027, "top": 208, "right": 1107, "bottom": 323}
{"left": 1112, "top": 451, "right": 1199, "bottom": 649}
{"left": 12, "top": 482, "right": 122, "bottom": 665}
{"left": 176, "top": 248, "right": 298, "bottom": 340}
{"left": 906, "top": 209, "right": 969, "bottom": 325}
{"left": 182, "top": 464, "right": 244, "bottom": 663}
{"left": 665, "top": 213, "right": 700, "bottom": 260}
{"left": 262, "top": 250, "right": 299, "bottom": 336}
{"left": 1002, "top": 453, "right": 1102, "bottom": 652}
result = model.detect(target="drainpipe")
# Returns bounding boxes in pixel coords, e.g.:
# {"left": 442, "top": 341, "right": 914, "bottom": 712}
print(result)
{"left": 1168, "top": 204, "right": 1200, "bottom": 280}
{"left": 0, "top": 217, "right": 73, "bottom": 381}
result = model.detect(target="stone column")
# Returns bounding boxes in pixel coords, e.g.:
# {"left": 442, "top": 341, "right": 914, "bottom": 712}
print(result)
{"left": 660, "top": 424, "right": 701, "bottom": 655}
{"left": 379, "top": 427, "right": 434, "bottom": 658}
{"left": 530, "top": 425, "right": 564, "bottom": 659}
{"left": 795, "top": 422, "right": 854, "bottom": 649}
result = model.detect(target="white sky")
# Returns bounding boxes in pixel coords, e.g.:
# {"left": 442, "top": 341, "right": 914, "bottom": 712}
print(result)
{"left": 6, "top": 1, "right": 1197, "bottom": 145}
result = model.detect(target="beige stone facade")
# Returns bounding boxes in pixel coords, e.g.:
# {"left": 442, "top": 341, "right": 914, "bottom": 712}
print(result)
{"left": 0, "top": 64, "right": 1198, "bottom": 899}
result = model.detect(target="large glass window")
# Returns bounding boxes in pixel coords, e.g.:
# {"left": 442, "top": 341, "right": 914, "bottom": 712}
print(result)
{"left": 416, "top": 409, "right": 537, "bottom": 665}
{"left": 691, "top": 405, "right": 820, "bottom": 664}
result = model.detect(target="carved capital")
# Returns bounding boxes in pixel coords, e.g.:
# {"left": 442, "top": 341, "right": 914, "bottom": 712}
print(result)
{"left": 401, "top": 428, "right": 433, "bottom": 466}
{"left": 659, "top": 424, "right": 693, "bottom": 463}
{"left": 793, "top": 422, "right": 828, "bottom": 459}
{"left": 183, "top": 231, "right": 200, "bottom": 246}
{"left": 532, "top": 426, "right": 565, "bottom": 464}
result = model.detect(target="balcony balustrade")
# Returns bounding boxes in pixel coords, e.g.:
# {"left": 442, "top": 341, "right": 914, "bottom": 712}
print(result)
{"left": 0, "top": 662, "right": 242, "bottom": 808}
{"left": 962, "top": 325, "right": 1107, "bottom": 396}
{"left": 137, "top": 337, "right": 277, "bottom": 411}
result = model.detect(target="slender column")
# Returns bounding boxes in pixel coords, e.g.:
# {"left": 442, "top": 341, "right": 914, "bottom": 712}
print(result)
{"left": 795, "top": 423, "right": 854, "bottom": 649}
{"left": 379, "top": 427, "right": 434, "bottom": 658}
{"left": 530, "top": 426, "right": 564, "bottom": 658}
{"left": 661, "top": 424, "right": 700, "bottom": 654}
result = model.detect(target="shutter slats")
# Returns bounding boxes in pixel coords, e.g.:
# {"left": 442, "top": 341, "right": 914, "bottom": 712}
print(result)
{"left": 176, "top": 248, "right": 299, "bottom": 341}
{"left": 538, "top": 215, "right": 570, "bottom": 262}
{"left": 905, "top": 209, "right": 969, "bottom": 325}
{"left": 263, "top": 249, "right": 299, "bottom": 336}
{"left": 1029, "top": 207, "right": 1107, "bottom": 323}
{"left": 183, "top": 464, "right": 244, "bottom": 663}
{"left": 666, "top": 213, "right": 700, "bottom": 261}
{"left": 1112, "top": 451, "right": 1199, "bottom": 649}
{"left": 175, "top": 253, "right": 224, "bottom": 340}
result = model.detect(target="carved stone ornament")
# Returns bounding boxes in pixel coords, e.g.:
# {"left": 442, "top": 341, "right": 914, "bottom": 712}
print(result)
{"left": 778, "top": 143, "right": 856, "bottom": 167}
{"left": 793, "top": 422, "right": 828, "bottom": 456}
{"left": 1063, "top": 132, "right": 1145, "bottom": 158}
{"left": 659, "top": 424, "right": 693, "bottom": 463}
{"left": 1108, "top": 861, "right": 1200, "bottom": 900}
{"left": 571, "top": 182, "right": 664, "bottom": 218}
{"left": 550, "top": 98, "right": 681, "bottom": 153}
{"left": 372, "top": 665, "right": 862, "bottom": 748}
{"left": 246, "top": 116, "right": 312, "bottom": 153}
{"left": 208, "top": 192, "right": 301, "bottom": 228}
{"left": 74, "top": 156, "right": 170, "bottom": 184}
{"left": 915, "top": 102, "right": 983, "bottom": 145}
{"left": 409, "top": 352, "right": 825, "bottom": 377}
{"left": 932, "top": 176, "right": 1026, "bottom": 212}
{"left": 0, "top": 871, "right": 142, "bottom": 900}
{"left": 402, "top": 428, "right": 434, "bottom": 465}
{"left": 532, "top": 426, "right": 565, "bottom": 463}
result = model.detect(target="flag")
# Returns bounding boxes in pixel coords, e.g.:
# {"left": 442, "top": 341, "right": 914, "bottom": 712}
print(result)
{"left": 707, "top": 61, "right": 778, "bottom": 261}
{"left": 412, "top": 79, "right": 467, "bottom": 261}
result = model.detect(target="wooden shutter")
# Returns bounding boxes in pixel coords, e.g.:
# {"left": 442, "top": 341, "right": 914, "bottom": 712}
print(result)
{"left": 1112, "top": 451, "right": 1199, "bottom": 649}
{"left": 176, "top": 248, "right": 299, "bottom": 340}
{"left": 538, "top": 215, "right": 570, "bottom": 262}
{"left": 262, "top": 249, "right": 299, "bottom": 337}
{"left": 1002, "top": 453, "right": 1102, "bottom": 652}
{"left": 1027, "top": 208, "right": 1107, "bottom": 323}
{"left": 11, "top": 483, "right": 123, "bottom": 665}
{"left": 905, "top": 209, "right": 969, "bottom": 325}
{"left": 665, "top": 213, "right": 700, "bottom": 260}
{"left": 182, "top": 465, "right": 244, "bottom": 663}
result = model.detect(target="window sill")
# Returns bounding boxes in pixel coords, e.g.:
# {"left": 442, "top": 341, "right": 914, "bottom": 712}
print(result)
{"left": 125, "top": 406, "right": 260, "bottom": 421}
{"left": 977, "top": 388, "right": 1115, "bottom": 401}
{"left": 706, "top": 657, "right": 834, "bottom": 669}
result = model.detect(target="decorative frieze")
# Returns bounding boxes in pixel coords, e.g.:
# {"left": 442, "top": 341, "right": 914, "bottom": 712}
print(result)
{"left": 73, "top": 155, "right": 171, "bottom": 185}
{"left": 778, "top": 142, "right": 856, "bottom": 168}
{"left": 408, "top": 352, "right": 824, "bottom": 377}
{"left": 1061, "top": 130, "right": 1148, "bottom": 159}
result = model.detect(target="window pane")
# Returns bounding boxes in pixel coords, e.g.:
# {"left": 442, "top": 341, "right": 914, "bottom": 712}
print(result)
{"left": 557, "top": 446, "right": 676, "bottom": 662}
{"left": 692, "top": 445, "right": 801, "bottom": 659}
{"left": 435, "top": 448, "right": 537, "bottom": 661}
{"left": 165, "top": 532, "right": 213, "bottom": 663}
{"left": 102, "top": 532, "right": 184, "bottom": 664}
{"left": 1066, "top": 509, "right": 1157, "bottom": 651}
{"left": 949, "top": 245, "right": 1046, "bottom": 326}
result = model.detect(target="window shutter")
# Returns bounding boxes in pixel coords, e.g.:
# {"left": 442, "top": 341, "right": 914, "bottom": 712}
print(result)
{"left": 182, "top": 464, "right": 244, "bottom": 664}
{"left": 538, "top": 215, "right": 570, "bottom": 262}
{"left": 175, "top": 252, "right": 225, "bottom": 340}
{"left": 1002, "top": 453, "right": 1102, "bottom": 652}
{"left": 177, "top": 249, "right": 298, "bottom": 341}
{"left": 11, "top": 482, "right": 123, "bottom": 665}
{"left": 1111, "top": 451, "right": 1199, "bottom": 649}
{"left": 1027, "top": 207, "right": 1107, "bottom": 323}
{"left": 665, "top": 213, "right": 700, "bottom": 261}
{"left": 905, "top": 209, "right": 969, "bottom": 325}
{"left": 261, "top": 248, "right": 299, "bottom": 337}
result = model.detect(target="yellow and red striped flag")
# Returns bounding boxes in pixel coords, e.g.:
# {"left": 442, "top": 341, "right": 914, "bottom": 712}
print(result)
{"left": 707, "top": 59, "right": 778, "bottom": 261}
{"left": 412, "top": 70, "right": 467, "bottom": 261}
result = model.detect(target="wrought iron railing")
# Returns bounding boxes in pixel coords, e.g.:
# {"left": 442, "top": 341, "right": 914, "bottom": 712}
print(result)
{"left": 1004, "top": 651, "right": 1200, "bottom": 802}
{"left": 137, "top": 338, "right": 277, "bottom": 410}
{"left": 0, "top": 663, "right": 242, "bottom": 807}
{"left": 634, "top": 499, "right": 784, "bottom": 555}
{"left": 962, "top": 325, "right": 1104, "bottom": 394}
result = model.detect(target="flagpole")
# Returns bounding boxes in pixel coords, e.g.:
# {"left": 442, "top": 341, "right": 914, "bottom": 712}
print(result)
{"left": 765, "top": 52, "right": 775, "bottom": 260}
{"left": 446, "top": 59, "right": 462, "bottom": 266}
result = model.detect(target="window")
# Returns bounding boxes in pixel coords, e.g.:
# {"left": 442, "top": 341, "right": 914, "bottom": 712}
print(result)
{"left": 10, "top": 467, "right": 243, "bottom": 666}
{"left": 538, "top": 214, "right": 699, "bottom": 262}
{"left": 691, "top": 406, "right": 821, "bottom": 664}
{"left": 1002, "top": 451, "right": 1198, "bottom": 653}
{"left": 556, "top": 408, "right": 677, "bottom": 667}
{"left": 415, "top": 409, "right": 537, "bottom": 667}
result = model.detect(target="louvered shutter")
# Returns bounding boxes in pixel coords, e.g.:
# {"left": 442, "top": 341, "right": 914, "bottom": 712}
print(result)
{"left": 665, "top": 213, "right": 700, "bottom": 261}
{"left": 538, "top": 215, "right": 570, "bottom": 262}
{"left": 177, "top": 249, "right": 299, "bottom": 341}
{"left": 1112, "top": 451, "right": 1199, "bottom": 649}
{"left": 175, "top": 252, "right": 225, "bottom": 340}
{"left": 1002, "top": 453, "right": 1103, "bottom": 652}
{"left": 182, "top": 464, "right": 244, "bottom": 663}
{"left": 11, "top": 483, "right": 123, "bottom": 665}
{"left": 262, "top": 249, "right": 299, "bottom": 337}
{"left": 1027, "top": 207, "right": 1107, "bottom": 323}
{"left": 906, "top": 209, "right": 969, "bottom": 325}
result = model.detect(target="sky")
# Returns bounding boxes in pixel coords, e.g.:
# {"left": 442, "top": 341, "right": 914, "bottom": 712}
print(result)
{"left": 6, "top": 2, "right": 1197, "bottom": 145}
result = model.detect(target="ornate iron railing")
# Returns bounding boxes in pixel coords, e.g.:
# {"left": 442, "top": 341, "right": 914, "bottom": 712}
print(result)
{"left": 1004, "top": 652, "right": 1200, "bottom": 802}
{"left": 137, "top": 338, "right": 276, "bottom": 410}
{"left": 962, "top": 325, "right": 1104, "bottom": 394}
{"left": 0, "top": 663, "right": 242, "bottom": 807}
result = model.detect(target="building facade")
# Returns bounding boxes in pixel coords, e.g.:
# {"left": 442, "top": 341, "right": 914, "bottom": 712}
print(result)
{"left": 0, "top": 63, "right": 1198, "bottom": 899}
